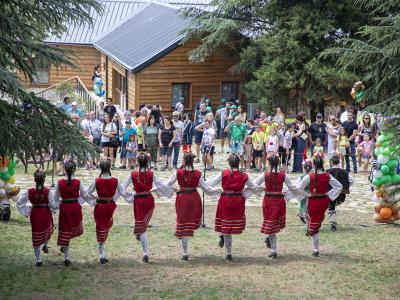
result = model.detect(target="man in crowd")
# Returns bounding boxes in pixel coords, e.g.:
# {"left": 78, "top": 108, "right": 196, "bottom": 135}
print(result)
{"left": 172, "top": 111, "right": 184, "bottom": 169}
{"left": 216, "top": 101, "right": 231, "bottom": 153}
{"left": 194, "top": 103, "right": 208, "bottom": 162}
{"left": 225, "top": 116, "right": 247, "bottom": 170}
{"left": 308, "top": 112, "right": 327, "bottom": 156}
{"left": 83, "top": 111, "right": 102, "bottom": 167}
{"left": 67, "top": 101, "right": 84, "bottom": 118}
{"left": 342, "top": 111, "right": 359, "bottom": 173}
{"left": 104, "top": 97, "right": 116, "bottom": 120}
{"left": 175, "top": 97, "right": 185, "bottom": 119}
{"left": 59, "top": 96, "right": 71, "bottom": 112}
{"left": 119, "top": 120, "right": 137, "bottom": 169}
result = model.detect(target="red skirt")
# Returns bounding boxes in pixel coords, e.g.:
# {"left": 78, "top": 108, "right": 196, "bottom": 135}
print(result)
{"left": 133, "top": 196, "right": 155, "bottom": 235}
{"left": 307, "top": 197, "right": 330, "bottom": 236}
{"left": 30, "top": 207, "right": 54, "bottom": 247}
{"left": 215, "top": 195, "right": 246, "bottom": 235}
{"left": 261, "top": 196, "right": 286, "bottom": 235}
{"left": 175, "top": 192, "right": 202, "bottom": 238}
{"left": 94, "top": 202, "right": 117, "bottom": 243}
{"left": 57, "top": 202, "right": 83, "bottom": 247}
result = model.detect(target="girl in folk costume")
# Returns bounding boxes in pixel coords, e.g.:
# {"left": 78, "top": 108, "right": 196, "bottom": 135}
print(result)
{"left": 296, "top": 155, "right": 342, "bottom": 256}
{"left": 122, "top": 152, "right": 172, "bottom": 262}
{"left": 206, "top": 154, "right": 260, "bottom": 260}
{"left": 297, "top": 159, "right": 313, "bottom": 224}
{"left": 86, "top": 159, "right": 132, "bottom": 264}
{"left": 253, "top": 155, "right": 300, "bottom": 258}
{"left": 166, "top": 152, "right": 219, "bottom": 260}
{"left": 17, "top": 170, "right": 55, "bottom": 266}
{"left": 53, "top": 160, "right": 90, "bottom": 266}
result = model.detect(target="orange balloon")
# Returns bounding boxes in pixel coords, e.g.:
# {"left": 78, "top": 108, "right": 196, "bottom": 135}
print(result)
{"left": 375, "top": 143, "right": 380, "bottom": 148}
{"left": 380, "top": 207, "right": 393, "bottom": 219}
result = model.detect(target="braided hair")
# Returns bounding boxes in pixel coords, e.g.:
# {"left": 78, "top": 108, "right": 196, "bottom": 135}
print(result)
{"left": 183, "top": 152, "right": 195, "bottom": 182}
{"left": 267, "top": 155, "right": 280, "bottom": 190}
{"left": 228, "top": 154, "right": 240, "bottom": 175}
{"left": 137, "top": 152, "right": 149, "bottom": 184}
{"left": 33, "top": 169, "right": 46, "bottom": 202}
{"left": 99, "top": 159, "right": 112, "bottom": 177}
{"left": 312, "top": 155, "right": 324, "bottom": 193}
{"left": 64, "top": 160, "right": 76, "bottom": 187}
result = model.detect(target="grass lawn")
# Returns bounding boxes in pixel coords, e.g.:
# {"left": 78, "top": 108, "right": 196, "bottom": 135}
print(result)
{"left": 0, "top": 202, "right": 399, "bottom": 299}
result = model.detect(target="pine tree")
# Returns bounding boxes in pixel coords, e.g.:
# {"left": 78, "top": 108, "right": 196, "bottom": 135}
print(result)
{"left": 323, "top": 0, "right": 400, "bottom": 151}
{"left": 0, "top": 0, "right": 102, "bottom": 165}
{"left": 184, "top": 0, "right": 370, "bottom": 111}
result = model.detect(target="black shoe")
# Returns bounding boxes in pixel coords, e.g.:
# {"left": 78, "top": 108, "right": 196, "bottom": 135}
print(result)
{"left": 42, "top": 245, "right": 49, "bottom": 254}
{"left": 225, "top": 254, "right": 232, "bottom": 261}
{"left": 64, "top": 259, "right": 71, "bottom": 266}
{"left": 100, "top": 257, "right": 109, "bottom": 264}
{"left": 118, "top": 165, "right": 126, "bottom": 169}
{"left": 219, "top": 235, "right": 224, "bottom": 248}
{"left": 35, "top": 261, "right": 42, "bottom": 267}
{"left": 268, "top": 252, "right": 277, "bottom": 259}
{"left": 299, "top": 216, "right": 306, "bottom": 224}
{"left": 331, "top": 224, "right": 337, "bottom": 232}
{"left": 312, "top": 251, "right": 319, "bottom": 257}
{"left": 136, "top": 234, "right": 140, "bottom": 241}
{"left": 265, "top": 237, "right": 271, "bottom": 249}
{"left": 143, "top": 255, "right": 149, "bottom": 263}
{"left": 181, "top": 255, "right": 189, "bottom": 261}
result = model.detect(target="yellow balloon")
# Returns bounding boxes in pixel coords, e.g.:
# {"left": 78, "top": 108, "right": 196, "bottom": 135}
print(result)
{"left": 7, "top": 175, "right": 15, "bottom": 185}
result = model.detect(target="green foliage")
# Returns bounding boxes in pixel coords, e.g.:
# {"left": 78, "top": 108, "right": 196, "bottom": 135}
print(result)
{"left": 323, "top": 0, "right": 400, "bottom": 154}
{"left": 0, "top": 0, "right": 102, "bottom": 162}
{"left": 184, "top": 0, "right": 370, "bottom": 110}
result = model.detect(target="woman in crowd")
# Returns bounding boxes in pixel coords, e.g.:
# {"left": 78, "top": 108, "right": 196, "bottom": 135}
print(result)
{"left": 237, "top": 105, "right": 247, "bottom": 123}
{"left": 144, "top": 115, "right": 160, "bottom": 170}
{"left": 112, "top": 113, "right": 123, "bottom": 169}
{"left": 17, "top": 170, "right": 55, "bottom": 266}
{"left": 292, "top": 114, "right": 308, "bottom": 173}
{"left": 101, "top": 114, "right": 117, "bottom": 167}
{"left": 158, "top": 116, "right": 176, "bottom": 171}
{"left": 296, "top": 155, "right": 342, "bottom": 256}
{"left": 86, "top": 159, "right": 131, "bottom": 264}
{"left": 253, "top": 155, "right": 300, "bottom": 258}
{"left": 122, "top": 152, "right": 172, "bottom": 262}
{"left": 166, "top": 152, "right": 219, "bottom": 260}
{"left": 206, "top": 154, "right": 260, "bottom": 260}
{"left": 273, "top": 106, "right": 285, "bottom": 125}
{"left": 53, "top": 160, "right": 90, "bottom": 266}
{"left": 327, "top": 116, "right": 340, "bottom": 159}
{"left": 96, "top": 101, "right": 105, "bottom": 123}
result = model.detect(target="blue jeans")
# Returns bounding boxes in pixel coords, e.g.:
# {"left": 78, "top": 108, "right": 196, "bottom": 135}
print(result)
{"left": 345, "top": 142, "right": 357, "bottom": 173}
{"left": 293, "top": 137, "right": 306, "bottom": 173}
{"left": 172, "top": 142, "right": 180, "bottom": 167}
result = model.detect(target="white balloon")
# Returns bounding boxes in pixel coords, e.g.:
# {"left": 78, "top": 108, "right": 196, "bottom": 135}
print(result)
{"left": 372, "top": 170, "right": 383, "bottom": 179}
{"left": 0, "top": 167, "right": 8, "bottom": 173}
{"left": 377, "top": 154, "right": 389, "bottom": 165}
{"left": 0, "top": 178, "right": 4, "bottom": 188}
{"left": 0, "top": 189, "right": 6, "bottom": 196}
{"left": 5, "top": 183, "right": 12, "bottom": 190}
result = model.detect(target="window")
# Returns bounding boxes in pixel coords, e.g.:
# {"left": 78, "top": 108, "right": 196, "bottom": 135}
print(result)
{"left": 171, "top": 83, "right": 190, "bottom": 109}
{"left": 221, "top": 81, "right": 239, "bottom": 101}
{"left": 31, "top": 57, "right": 50, "bottom": 84}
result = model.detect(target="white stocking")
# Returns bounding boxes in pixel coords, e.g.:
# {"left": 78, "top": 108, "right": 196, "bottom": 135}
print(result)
{"left": 311, "top": 233, "right": 320, "bottom": 252}
{"left": 98, "top": 242, "right": 105, "bottom": 259}
{"left": 269, "top": 234, "right": 277, "bottom": 253}
{"left": 63, "top": 246, "right": 70, "bottom": 261}
{"left": 140, "top": 232, "right": 148, "bottom": 256}
{"left": 181, "top": 237, "right": 189, "bottom": 256}
{"left": 34, "top": 247, "right": 42, "bottom": 263}
{"left": 224, "top": 235, "right": 232, "bottom": 256}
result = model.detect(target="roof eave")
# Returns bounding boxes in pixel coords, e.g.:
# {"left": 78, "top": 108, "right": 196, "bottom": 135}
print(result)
{"left": 93, "top": 43, "right": 135, "bottom": 70}
{"left": 45, "top": 41, "right": 94, "bottom": 46}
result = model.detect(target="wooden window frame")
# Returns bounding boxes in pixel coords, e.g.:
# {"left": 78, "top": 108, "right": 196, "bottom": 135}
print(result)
{"left": 31, "top": 57, "right": 50, "bottom": 86}
{"left": 221, "top": 81, "right": 239, "bottom": 102}
{"left": 171, "top": 82, "right": 191, "bottom": 110}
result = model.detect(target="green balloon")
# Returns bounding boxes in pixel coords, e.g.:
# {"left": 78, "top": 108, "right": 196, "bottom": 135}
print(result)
{"left": 387, "top": 159, "right": 399, "bottom": 170}
{"left": 374, "top": 147, "right": 382, "bottom": 156}
{"left": 389, "top": 170, "right": 396, "bottom": 176}
{"left": 382, "top": 148, "right": 391, "bottom": 156}
{"left": 381, "top": 141, "right": 388, "bottom": 148}
{"left": 377, "top": 135, "right": 387, "bottom": 144}
{"left": 381, "top": 164, "right": 390, "bottom": 175}
{"left": 381, "top": 175, "right": 392, "bottom": 185}
{"left": 393, "top": 174, "right": 400, "bottom": 184}
{"left": 0, "top": 173, "right": 11, "bottom": 182}
{"left": 372, "top": 178, "right": 382, "bottom": 187}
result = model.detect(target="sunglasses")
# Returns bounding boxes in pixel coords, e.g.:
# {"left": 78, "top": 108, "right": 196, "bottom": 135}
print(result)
{"left": 364, "top": 117, "right": 370, "bottom": 120}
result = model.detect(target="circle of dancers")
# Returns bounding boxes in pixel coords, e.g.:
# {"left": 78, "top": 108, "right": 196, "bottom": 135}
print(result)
{"left": 17, "top": 152, "right": 347, "bottom": 267}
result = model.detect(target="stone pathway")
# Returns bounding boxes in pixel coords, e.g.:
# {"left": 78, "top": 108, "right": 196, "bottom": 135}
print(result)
{"left": 14, "top": 145, "right": 373, "bottom": 213}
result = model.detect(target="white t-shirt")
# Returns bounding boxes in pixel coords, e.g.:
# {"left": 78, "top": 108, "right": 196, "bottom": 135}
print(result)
{"left": 173, "top": 120, "right": 184, "bottom": 142}
{"left": 202, "top": 128, "right": 216, "bottom": 146}
{"left": 340, "top": 111, "right": 348, "bottom": 124}
{"left": 84, "top": 119, "right": 102, "bottom": 139}
{"left": 101, "top": 122, "right": 116, "bottom": 143}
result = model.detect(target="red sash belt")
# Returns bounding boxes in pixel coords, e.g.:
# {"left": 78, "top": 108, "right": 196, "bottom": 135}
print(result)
{"left": 32, "top": 203, "right": 49, "bottom": 208}
{"left": 134, "top": 192, "right": 151, "bottom": 199}
{"left": 96, "top": 197, "right": 113, "bottom": 204}
{"left": 177, "top": 188, "right": 197, "bottom": 194}
{"left": 222, "top": 190, "right": 243, "bottom": 197}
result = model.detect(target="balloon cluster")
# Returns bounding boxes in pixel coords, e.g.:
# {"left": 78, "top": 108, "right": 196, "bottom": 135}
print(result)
{"left": 93, "top": 77, "right": 105, "bottom": 97}
{"left": 370, "top": 133, "right": 400, "bottom": 223}
{"left": 0, "top": 157, "right": 20, "bottom": 202}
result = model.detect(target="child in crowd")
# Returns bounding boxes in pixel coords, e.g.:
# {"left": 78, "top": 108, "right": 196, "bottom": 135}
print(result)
{"left": 244, "top": 120, "right": 255, "bottom": 171}
{"left": 200, "top": 120, "right": 216, "bottom": 170}
{"left": 182, "top": 113, "right": 195, "bottom": 153}
{"left": 313, "top": 138, "right": 324, "bottom": 158}
{"left": 282, "top": 124, "right": 294, "bottom": 172}
{"left": 266, "top": 127, "right": 279, "bottom": 157}
{"left": 357, "top": 133, "right": 373, "bottom": 174}
{"left": 277, "top": 123, "right": 286, "bottom": 168}
{"left": 251, "top": 123, "right": 265, "bottom": 172}
{"left": 336, "top": 127, "right": 349, "bottom": 168}
{"left": 126, "top": 133, "right": 138, "bottom": 169}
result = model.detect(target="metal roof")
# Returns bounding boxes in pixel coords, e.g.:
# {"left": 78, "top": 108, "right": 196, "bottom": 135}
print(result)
{"left": 94, "top": 2, "right": 191, "bottom": 73}
{"left": 45, "top": 1, "right": 147, "bottom": 45}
